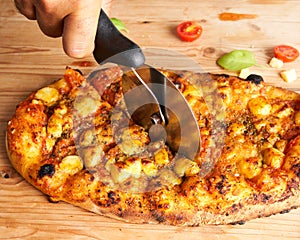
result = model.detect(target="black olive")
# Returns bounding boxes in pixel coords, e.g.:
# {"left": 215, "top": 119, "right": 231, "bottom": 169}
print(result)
{"left": 245, "top": 74, "right": 264, "bottom": 85}
{"left": 38, "top": 164, "right": 55, "bottom": 178}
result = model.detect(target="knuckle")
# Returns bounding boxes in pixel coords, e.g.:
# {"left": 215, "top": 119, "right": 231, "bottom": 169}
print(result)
{"left": 14, "top": 1, "right": 36, "bottom": 20}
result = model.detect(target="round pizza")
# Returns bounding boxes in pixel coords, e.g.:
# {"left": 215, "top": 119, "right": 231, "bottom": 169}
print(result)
{"left": 6, "top": 66, "right": 300, "bottom": 225}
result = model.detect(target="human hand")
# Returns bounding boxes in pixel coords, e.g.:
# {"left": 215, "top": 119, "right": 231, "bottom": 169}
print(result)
{"left": 14, "top": 0, "right": 112, "bottom": 58}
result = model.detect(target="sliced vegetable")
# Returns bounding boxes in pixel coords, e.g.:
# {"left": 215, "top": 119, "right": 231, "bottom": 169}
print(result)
{"left": 217, "top": 50, "right": 257, "bottom": 71}
{"left": 274, "top": 45, "right": 299, "bottom": 63}
{"left": 176, "top": 21, "right": 202, "bottom": 42}
{"left": 110, "top": 17, "right": 129, "bottom": 33}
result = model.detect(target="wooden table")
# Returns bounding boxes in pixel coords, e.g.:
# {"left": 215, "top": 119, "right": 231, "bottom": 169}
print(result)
{"left": 1, "top": 0, "right": 300, "bottom": 239}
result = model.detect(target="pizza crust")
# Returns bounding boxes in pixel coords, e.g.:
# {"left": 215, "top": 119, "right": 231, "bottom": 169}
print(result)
{"left": 6, "top": 134, "right": 300, "bottom": 226}
{"left": 6, "top": 67, "right": 300, "bottom": 225}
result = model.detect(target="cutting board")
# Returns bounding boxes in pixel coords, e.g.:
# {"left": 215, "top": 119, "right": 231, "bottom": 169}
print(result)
{"left": 1, "top": 0, "right": 300, "bottom": 239}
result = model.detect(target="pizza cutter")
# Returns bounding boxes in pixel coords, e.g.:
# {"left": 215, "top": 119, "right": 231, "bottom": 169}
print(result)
{"left": 93, "top": 10, "right": 200, "bottom": 159}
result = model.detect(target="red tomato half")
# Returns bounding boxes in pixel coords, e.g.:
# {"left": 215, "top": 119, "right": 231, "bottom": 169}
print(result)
{"left": 274, "top": 45, "right": 299, "bottom": 62}
{"left": 176, "top": 21, "right": 202, "bottom": 42}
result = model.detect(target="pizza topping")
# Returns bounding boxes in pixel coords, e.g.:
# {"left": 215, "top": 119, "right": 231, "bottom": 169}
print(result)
{"left": 64, "top": 67, "right": 85, "bottom": 88}
{"left": 110, "top": 157, "right": 142, "bottom": 183}
{"left": 35, "top": 87, "right": 60, "bottom": 106}
{"left": 245, "top": 74, "right": 264, "bottom": 85}
{"left": 262, "top": 147, "right": 284, "bottom": 169}
{"left": 78, "top": 129, "right": 97, "bottom": 147}
{"left": 59, "top": 155, "right": 83, "bottom": 175}
{"left": 238, "top": 156, "right": 262, "bottom": 179}
{"left": 276, "top": 106, "right": 294, "bottom": 119}
{"left": 156, "top": 169, "right": 182, "bottom": 186}
{"left": 154, "top": 148, "right": 170, "bottom": 167}
{"left": 218, "top": 86, "right": 232, "bottom": 105}
{"left": 38, "top": 164, "right": 55, "bottom": 178}
{"left": 82, "top": 145, "right": 104, "bottom": 168}
{"left": 176, "top": 21, "right": 202, "bottom": 42}
{"left": 47, "top": 111, "right": 64, "bottom": 138}
{"left": 174, "top": 157, "right": 200, "bottom": 177}
{"left": 274, "top": 45, "right": 299, "bottom": 63}
{"left": 248, "top": 96, "right": 271, "bottom": 117}
{"left": 294, "top": 111, "right": 300, "bottom": 125}
{"left": 141, "top": 159, "right": 158, "bottom": 177}
{"left": 116, "top": 125, "right": 149, "bottom": 155}
{"left": 274, "top": 140, "right": 287, "bottom": 153}
{"left": 74, "top": 96, "right": 100, "bottom": 117}
{"left": 227, "top": 122, "right": 246, "bottom": 137}
{"left": 74, "top": 86, "right": 101, "bottom": 118}
{"left": 255, "top": 169, "right": 275, "bottom": 190}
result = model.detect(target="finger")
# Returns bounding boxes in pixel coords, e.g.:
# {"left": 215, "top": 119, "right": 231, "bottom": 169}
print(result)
{"left": 62, "top": 2, "right": 102, "bottom": 58}
{"left": 14, "top": 0, "right": 36, "bottom": 20}
{"left": 33, "top": 0, "right": 73, "bottom": 38}
{"left": 35, "top": 8, "right": 64, "bottom": 38}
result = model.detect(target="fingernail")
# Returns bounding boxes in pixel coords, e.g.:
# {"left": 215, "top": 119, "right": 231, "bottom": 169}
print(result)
{"left": 65, "top": 42, "right": 93, "bottom": 58}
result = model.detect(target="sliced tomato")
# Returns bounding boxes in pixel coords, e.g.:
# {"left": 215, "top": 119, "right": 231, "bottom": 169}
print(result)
{"left": 274, "top": 45, "right": 299, "bottom": 62}
{"left": 176, "top": 21, "right": 202, "bottom": 42}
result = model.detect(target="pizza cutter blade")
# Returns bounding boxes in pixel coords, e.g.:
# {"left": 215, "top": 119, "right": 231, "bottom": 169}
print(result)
{"left": 122, "top": 65, "right": 201, "bottom": 159}
{"left": 92, "top": 10, "right": 200, "bottom": 159}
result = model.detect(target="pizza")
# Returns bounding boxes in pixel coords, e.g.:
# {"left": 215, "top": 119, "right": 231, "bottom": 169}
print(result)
{"left": 6, "top": 66, "right": 300, "bottom": 225}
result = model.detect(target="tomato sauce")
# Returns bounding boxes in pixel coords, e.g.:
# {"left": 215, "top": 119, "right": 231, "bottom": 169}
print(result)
{"left": 219, "top": 12, "right": 257, "bottom": 21}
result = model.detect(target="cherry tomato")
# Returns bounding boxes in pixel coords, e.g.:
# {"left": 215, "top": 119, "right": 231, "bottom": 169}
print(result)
{"left": 176, "top": 21, "right": 202, "bottom": 42}
{"left": 274, "top": 45, "right": 299, "bottom": 62}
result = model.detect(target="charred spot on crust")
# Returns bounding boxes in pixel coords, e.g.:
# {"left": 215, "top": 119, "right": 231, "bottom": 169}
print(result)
{"left": 215, "top": 175, "right": 228, "bottom": 194}
{"left": 253, "top": 193, "right": 258, "bottom": 201}
{"left": 158, "top": 203, "right": 170, "bottom": 209}
{"left": 107, "top": 191, "right": 121, "bottom": 205}
{"left": 292, "top": 163, "right": 300, "bottom": 178}
{"left": 176, "top": 214, "right": 184, "bottom": 221}
{"left": 74, "top": 69, "right": 83, "bottom": 75}
{"left": 48, "top": 196, "right": 60, "bottom": 203}
{"left": 173, "top": 78, "right": 186, "bottom": 92}
{"left": 108, "top": 190, "right": 116, "bottom": 199}
{"left": 245, "top": 74, "right": 264, "bottom": 85}
{"left": 262, "top": 193, "right": 271, "bottom": 202}
{"left": 231, "top": 220, "right": 246, "bottom": 225}
{"left": 280, "top": 209, "right": 291, "bottom": 214}
{"left": 38, "top": 164, "right": 55, "bottom": 178}
{"left": 151, "top": 211, "right": 166, "bottom": 223}
{"left": 230, "top": 203, "right": 243, "bottom": 213}
{"left": 215, "top": 181, "right": 225, "bottom": 194}
{"left": 218, "top": 73, "right": 230, "bottom": 78}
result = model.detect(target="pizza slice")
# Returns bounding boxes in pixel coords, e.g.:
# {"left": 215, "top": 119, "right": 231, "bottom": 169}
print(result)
{"left": 6, "top": 66, "right": 300, "bottom": 225}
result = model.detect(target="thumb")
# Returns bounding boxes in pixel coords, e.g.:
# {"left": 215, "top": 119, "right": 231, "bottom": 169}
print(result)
{"left": 62, "top": 2, "right": 102, "bottom": 58}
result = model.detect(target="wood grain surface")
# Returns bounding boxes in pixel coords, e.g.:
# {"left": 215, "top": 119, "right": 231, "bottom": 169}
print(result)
{"left": 1, "top": 0, "right": 300, "bottom": 239}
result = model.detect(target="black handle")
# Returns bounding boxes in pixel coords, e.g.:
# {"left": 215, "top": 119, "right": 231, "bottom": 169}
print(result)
{"left": 93, "top": 10, "right": 145, "bottom": 68}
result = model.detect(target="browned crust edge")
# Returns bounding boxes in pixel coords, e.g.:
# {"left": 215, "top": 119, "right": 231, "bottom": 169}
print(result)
{"left": 6, "top": 135, "right": 300, "bottom": 226}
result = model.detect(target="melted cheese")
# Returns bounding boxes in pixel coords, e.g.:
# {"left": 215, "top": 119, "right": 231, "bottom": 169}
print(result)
{"left": 35, "top": 87, "right": 60, "bottom": 106}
